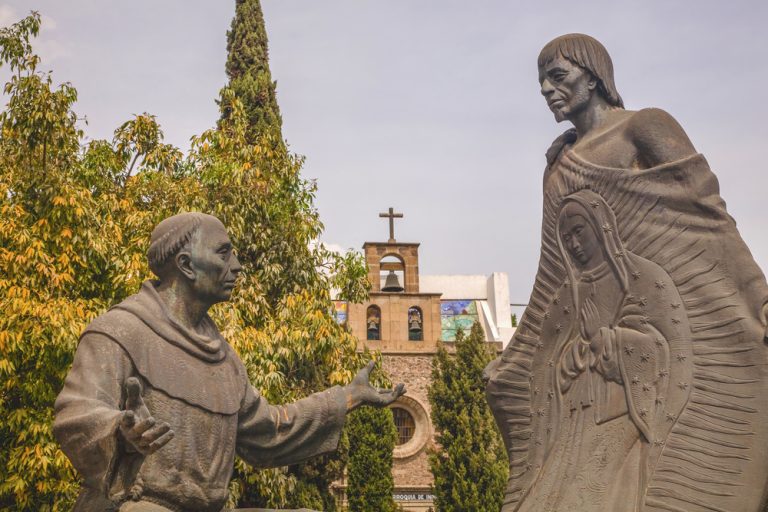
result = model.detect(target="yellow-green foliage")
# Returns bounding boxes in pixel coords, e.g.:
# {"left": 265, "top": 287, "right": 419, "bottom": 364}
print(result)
{"left": 0, "top": 13, "right": 370, "bottom": 511}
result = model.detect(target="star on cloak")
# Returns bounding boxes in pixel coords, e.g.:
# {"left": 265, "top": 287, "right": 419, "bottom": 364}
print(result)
{"left": 638, "top": 296, "right": 648, "bottom": 307}
{"left": 563, "top": 306, "right": 570, "bottom": 315}
{"left": 671, "top": 302, "right": 681, "bottom": 309}
{"left": 655, "top": 396, "right": 664, "bottom": 405}
{"left": 631, "top": 270, "right": 642, "bottom": 280}
{"left": 678, "top": 381, "right": 689, "bottom": 390}
{"left": 640, "top": 353, "right": 650, "bottom": 362}
{"left": 624, "top": 345, "right": 635, "bottom": 356}
{"left": 659, "top": 369, "right": 669, "bottom": 378}
{"left": 547, "top": 359, "right": 555, "bottom": 367}
{"left": 642, "top": 383, "right": 651, "bottom": 392}
{"left": 555, "top": 323, "right": 562, "bottom": 333}
{"left": 671, "top": 318, "right": 681, "bottom": 325}
{"left": 666, "top": 412, "right": 676, "bottom": 422}
{"left": 654, "top": 439, "right": 665, "bottom": 447}
{"left": 602, "top": 223, "right": 613, "bottom": 233}
{"left": 631, "top": 376, "right": 641, "bottom": 385}
{"left": 639, "top": 408, "right": 648, "bottom": 417}
{"left": 590, "top": 200, "right": 600, "bottom": 209}
{"left": 676, "top": 353, "right": 687, "bottom": 362}
{"left": 655, "top": 280, "right": 666, "bottom": 289}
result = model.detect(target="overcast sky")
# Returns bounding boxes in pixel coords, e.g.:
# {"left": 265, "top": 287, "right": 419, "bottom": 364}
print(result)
{"left": 4, "top": 0, "right": 767, "bottom": 307}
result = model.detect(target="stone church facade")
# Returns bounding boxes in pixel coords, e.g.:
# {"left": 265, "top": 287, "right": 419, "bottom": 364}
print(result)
{"left": 332, "top": 213, "right": 512, "bottom": 511}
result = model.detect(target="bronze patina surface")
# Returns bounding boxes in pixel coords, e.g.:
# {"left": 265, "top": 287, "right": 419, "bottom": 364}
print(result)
{"left": 485, "top": 34, "right": 768, "bottom": 512}
{"left": 54, "top": 213, "right": 405, "bottom": 512}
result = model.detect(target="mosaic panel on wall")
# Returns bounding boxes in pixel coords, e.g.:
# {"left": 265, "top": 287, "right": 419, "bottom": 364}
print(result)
{"left": 332, "top": 300, "right": 348, "bottom": 325}
{"left": 440, "top": 300, "right": 478, "bottom": 341}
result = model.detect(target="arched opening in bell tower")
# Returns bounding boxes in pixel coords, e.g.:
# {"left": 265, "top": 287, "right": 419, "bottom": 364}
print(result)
{"left": 379, "top": 254, "right": 405, "bottom": 293}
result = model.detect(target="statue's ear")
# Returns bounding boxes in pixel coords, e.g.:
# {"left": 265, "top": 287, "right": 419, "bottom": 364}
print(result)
{"left": 175, "top": 251, "right": 196, "bottom": 281}
{"left": 587, "top": 75, "right": 598, "bottom": 91}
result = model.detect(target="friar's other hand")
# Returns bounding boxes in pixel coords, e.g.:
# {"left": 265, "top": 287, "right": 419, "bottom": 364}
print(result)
{"left": 119, "top": 377, "right": 175, "bottom": 456}
{"left": 345, "top": 361, "right": 406, "bottom": 411}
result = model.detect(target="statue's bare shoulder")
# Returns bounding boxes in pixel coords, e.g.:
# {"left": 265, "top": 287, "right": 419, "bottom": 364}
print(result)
{"left": 626, "top": 107, "right": 697, "bottom": 167}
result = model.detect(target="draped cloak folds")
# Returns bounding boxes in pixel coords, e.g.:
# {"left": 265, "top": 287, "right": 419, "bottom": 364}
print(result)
{"left": 485, "top": 131, "right": 768, "bottom": 512}
{"left": 54, "top": 281, "right": 347, "bottom": 512}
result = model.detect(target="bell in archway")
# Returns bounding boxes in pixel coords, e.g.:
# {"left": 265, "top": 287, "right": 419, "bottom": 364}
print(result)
{"left": 382, "top": 270, "right": 404, "bottom": 292}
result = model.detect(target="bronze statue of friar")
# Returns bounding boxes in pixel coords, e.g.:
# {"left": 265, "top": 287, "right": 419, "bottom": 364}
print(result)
{"left": 54, "top": 212, "right": 405, "bottom": 512}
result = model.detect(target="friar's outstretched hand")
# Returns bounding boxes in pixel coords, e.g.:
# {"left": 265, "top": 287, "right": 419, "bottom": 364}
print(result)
{"left": 344, "top": 361, "right": 406, "bottom": 411}
{"left": 119, "top": 377, "right": 175, "bottom": 456}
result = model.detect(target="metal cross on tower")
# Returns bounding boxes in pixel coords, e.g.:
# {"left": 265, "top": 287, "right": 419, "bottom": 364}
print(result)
{"left": 379, "top": 207, "right": 403, "bottom": 243}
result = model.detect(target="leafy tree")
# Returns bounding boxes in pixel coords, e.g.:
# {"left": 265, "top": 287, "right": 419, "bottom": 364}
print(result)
{"left": 428, "top": 322, "right": 508, "bottom": 512}
{"left": 0, "top": 12, "right": 371, "bottom": 511}
{"left": 346, "top": 406, "right": 398, "bottom": 512}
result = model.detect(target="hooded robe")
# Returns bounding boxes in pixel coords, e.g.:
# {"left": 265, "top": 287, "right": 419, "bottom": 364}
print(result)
{"left": 54, "top": 281, "right": 347, "bottom": 512}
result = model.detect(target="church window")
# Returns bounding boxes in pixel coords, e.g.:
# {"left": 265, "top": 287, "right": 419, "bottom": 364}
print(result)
{"left": 392, "top": 407, "right": 416, "bottom": 445}
{"left": 408, "top": 306, "right": 423, "bottom": 341}
{"left": 366, "top": 305, "right": 381, "bottom": 341}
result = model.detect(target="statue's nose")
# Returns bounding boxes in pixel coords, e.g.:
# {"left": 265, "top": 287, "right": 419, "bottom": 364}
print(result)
{"left": 540, "top": 78, "right": 555, "bottom": 96}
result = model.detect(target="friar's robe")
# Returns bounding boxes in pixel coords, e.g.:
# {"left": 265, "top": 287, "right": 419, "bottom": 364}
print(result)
{"left": 54, "top": 281, "right": 347, "bottom": 512}
{"left": 486, "top": 128, "right": 768, "bottom": 512}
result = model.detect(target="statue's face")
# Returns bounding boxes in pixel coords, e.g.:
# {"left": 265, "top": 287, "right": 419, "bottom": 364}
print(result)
{"left": 186, "top": 217, "right": 242, "bottom": 305}
{"left": 560, "top": 204, "right": 601, "bottom": 269}
{"left": 538, "top": 56, "right": 595, "bottom": 123}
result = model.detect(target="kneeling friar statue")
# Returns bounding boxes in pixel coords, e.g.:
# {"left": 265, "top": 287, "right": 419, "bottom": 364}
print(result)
{"left": 54, "top": 212, "right": 406, "bottom": 512}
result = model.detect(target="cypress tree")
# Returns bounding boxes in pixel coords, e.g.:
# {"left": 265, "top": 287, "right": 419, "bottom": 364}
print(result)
{"left": 346, "top": 406, "right": 398, "bottom": 512}
{"left": 222, "top": 0, "right": 282, "bottom": 143}
{"left": 219, "top": 1, "right": 364, "bottom": 509}
{"left": 428, "top": 322, "right": 508, "bottom": 512}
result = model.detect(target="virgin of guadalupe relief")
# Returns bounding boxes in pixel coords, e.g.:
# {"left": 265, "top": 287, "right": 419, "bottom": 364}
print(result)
{"left": 485, "top": 34, "right": 768, "bottom": 512}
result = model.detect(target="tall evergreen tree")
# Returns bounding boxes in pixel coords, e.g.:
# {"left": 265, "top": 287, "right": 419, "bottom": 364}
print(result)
{"left": 219, "top": 2, "right": 367, "bottom": 508}
{"left": 346, "top": 406, "right": 397, "bottom": 512}
{"left": 222, "top": 0, "right": 282, "bottom": 143}
{"left": 428, "top": 322, "right": 508, "bottom": 512}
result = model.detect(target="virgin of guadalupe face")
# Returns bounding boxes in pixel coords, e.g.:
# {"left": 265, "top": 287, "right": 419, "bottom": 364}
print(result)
{"left": 559, "top": 202, "right": 605, "bottom": 270}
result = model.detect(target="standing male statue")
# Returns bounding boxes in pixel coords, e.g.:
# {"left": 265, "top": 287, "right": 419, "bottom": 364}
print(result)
{"left": 485, "top": 34, "right": 768, "bottom": 511}
{"left": 54, "top": 212, "right": 405, "bottom": 512}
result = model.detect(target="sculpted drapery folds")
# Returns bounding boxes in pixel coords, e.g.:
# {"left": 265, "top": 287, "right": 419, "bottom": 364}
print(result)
{"left": 54, "top": 213, "right": 405, "bottom": 512}
{"left": 485, "top": 34, "right": 768, "bottom": 512}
